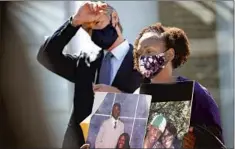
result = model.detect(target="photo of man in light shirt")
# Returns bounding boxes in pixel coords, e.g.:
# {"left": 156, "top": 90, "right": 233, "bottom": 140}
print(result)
{"left": 95, "top": 103, "right": 124, "bottom": 148}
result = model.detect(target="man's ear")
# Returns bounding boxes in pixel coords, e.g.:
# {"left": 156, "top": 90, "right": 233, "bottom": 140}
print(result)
{"left": 111, "top": 11, "right": 122, "bottom": 36}
{"left": 111, "top": 11, "right": 119, "bottom": 27}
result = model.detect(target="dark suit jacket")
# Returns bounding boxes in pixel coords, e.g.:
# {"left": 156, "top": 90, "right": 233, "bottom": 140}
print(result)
{"left": 37, "top": 20, "right": 143, "bottom": 124}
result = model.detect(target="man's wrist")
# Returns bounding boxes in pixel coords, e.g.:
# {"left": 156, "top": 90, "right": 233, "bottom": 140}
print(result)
{"left": 70, "top": 16, "right": 82, "bottom": 28}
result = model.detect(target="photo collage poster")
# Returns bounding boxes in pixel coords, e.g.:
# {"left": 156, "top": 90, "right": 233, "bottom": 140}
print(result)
{"left": 140, "top": 81, "right": 194, "bottom": 149}
{"left": 81, "top": 92, "right": 152, "bottom": 148}
{"left": 80, "top": 81, "right": 194, "bottom": 148}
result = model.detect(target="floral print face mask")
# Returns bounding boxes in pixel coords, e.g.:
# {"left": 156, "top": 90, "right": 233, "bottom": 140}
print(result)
{"left": 138, "top": 52, "right": 167, "bottom": 79}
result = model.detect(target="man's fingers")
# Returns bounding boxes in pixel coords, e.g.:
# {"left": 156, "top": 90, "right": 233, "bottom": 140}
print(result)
{"left": 88, "top": 2, "right": 107, "bottom": 22}
{"left": 90, "top": 3, "right": 97, "bottom": 12}
{"left": 84, "top": 1, "right": 92, "bottom": 10}
{"left": 96, "top": 3, "right": 107, "bottom": 15}
{"left": 97, "top": 1, "right": 107, "bottom": 9}
{"left": 93, "top": 3, "right": 98, "bottom": 12}
{"left": 87, "top": 2, "right": 107, "bottom": 13}
{"left": 87, "top": 2, "right": 95, "bottom": 12}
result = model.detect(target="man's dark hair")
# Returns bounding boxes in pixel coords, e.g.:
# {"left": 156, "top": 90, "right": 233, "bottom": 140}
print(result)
{"left": 113, "top": 103, "right": 121, "bottom": 110}
{"left": 133, "top": 23, "right": 190, "bottom": 70}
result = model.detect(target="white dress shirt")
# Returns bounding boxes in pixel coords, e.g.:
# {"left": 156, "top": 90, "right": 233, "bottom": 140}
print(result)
{"left": 103, "top": 40, "right": 130, "bottom": 85}
{"left": 95, "top": 116, "right": 125, "bottom": 148}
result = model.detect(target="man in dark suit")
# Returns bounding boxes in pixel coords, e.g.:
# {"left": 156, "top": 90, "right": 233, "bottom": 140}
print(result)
{"left": 37, "top": 1, "right": 142, "bottom": 148}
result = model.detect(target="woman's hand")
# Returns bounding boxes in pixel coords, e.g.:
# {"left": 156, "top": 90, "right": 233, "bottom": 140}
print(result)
{"left": 182, "top": 127, "right": 196, "bottom": 149}
{"left": 93, "top": 84, "right": 122, "bottom": 93}
{"left": 80, "top": 144, "right": 90, "bottom": 149}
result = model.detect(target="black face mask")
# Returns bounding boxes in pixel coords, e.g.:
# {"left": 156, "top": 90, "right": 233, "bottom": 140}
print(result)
{"left": 91, "top": 23, "right": 118, "bottom": 49}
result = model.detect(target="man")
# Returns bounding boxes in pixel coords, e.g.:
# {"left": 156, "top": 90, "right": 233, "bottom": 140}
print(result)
{"left": 144, "top": 114, "right": 167, "bottom": 148}
{"left": 95, "top": 103, "right": 124, "bottom": 148}
{"left": 37, "top": 1, "right": 142, "bottom": 148}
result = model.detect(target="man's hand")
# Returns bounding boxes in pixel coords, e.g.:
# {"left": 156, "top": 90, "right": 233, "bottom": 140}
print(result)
{"left": 93, "top": 84, "right": 122, "bottom": 93}
{"left": 72, "top": 1, "right": 107, "bottom": 27}
{"left": 183, "top": 127, "right": 196, "bottom": 149}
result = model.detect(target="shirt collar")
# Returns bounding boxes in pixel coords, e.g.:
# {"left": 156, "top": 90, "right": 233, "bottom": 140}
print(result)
{"left": 111, "top": 116, "right": 118, "bottom": 122}
{"left": 104, "top": 40, "right": 129, "bottom": 60}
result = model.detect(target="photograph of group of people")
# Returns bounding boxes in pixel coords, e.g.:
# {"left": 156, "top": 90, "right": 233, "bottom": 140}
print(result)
{"left": 144, "top": 100, "right": 192, "bottom": 148}
{"left": 86, "top": 93, "right": 151, "bottom": 148}
{"left": 144, "top": 114, "right": 179, "bottom": 148}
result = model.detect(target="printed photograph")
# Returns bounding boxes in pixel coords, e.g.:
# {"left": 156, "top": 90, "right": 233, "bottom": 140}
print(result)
{"left": 86, "top": 93, "right": 152, "bottom": 149}
{"left": 144, "top": 101, "right": 192, "bottom": 149}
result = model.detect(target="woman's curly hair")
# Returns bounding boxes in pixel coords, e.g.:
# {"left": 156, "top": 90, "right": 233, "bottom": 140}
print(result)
{"left": 133, "top": 23, "right": 190, "bottom": 70}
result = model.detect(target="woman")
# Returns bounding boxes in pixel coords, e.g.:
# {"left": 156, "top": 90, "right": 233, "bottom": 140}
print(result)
{"left": 160, "top": 122, "right": 177, "bottom": 148}
{"left": 133, "top": 23, "right": 224, "bottom": 148}
{"left": 116, "top": 133, "right": 131, "bottom": 149}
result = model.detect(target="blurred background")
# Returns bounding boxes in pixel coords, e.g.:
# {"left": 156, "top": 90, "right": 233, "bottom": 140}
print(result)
{"left": 0, "top": 1, "right": 234, "bottom": 148}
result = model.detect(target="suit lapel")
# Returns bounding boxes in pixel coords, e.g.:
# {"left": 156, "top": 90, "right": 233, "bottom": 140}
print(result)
{"left": 112, "top": 44, "right": 134, "bottom": 86}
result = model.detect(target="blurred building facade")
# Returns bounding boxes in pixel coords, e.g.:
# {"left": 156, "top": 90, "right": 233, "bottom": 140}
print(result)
{"left": 157, "top": 2, "right": 234, "bottom": 147}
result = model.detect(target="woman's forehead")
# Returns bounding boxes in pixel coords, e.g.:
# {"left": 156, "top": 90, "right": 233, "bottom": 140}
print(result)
{"left": 140, "top": 32, "right": 161, "bottom": 41}
{"left": 138, "top": 32, "right": 164, "bottom": 48}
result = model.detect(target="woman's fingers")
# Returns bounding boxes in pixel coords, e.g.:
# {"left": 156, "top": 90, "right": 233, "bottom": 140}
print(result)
{"left": 189, "top": 127, "right": 194, "bottom": 132}
{"left": 183, "top": 130, "right": 196, "bottom": 149}
{"left": 80, "top": 144, "right": 90, "bottom": 149}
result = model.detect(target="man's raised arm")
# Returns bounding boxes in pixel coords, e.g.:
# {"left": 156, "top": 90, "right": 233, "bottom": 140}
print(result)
{"left": 37, "top": 18, "right": 80, "bottom": 83}
{"left": 37, "top": 2, "right": 108, "bottom": 83}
